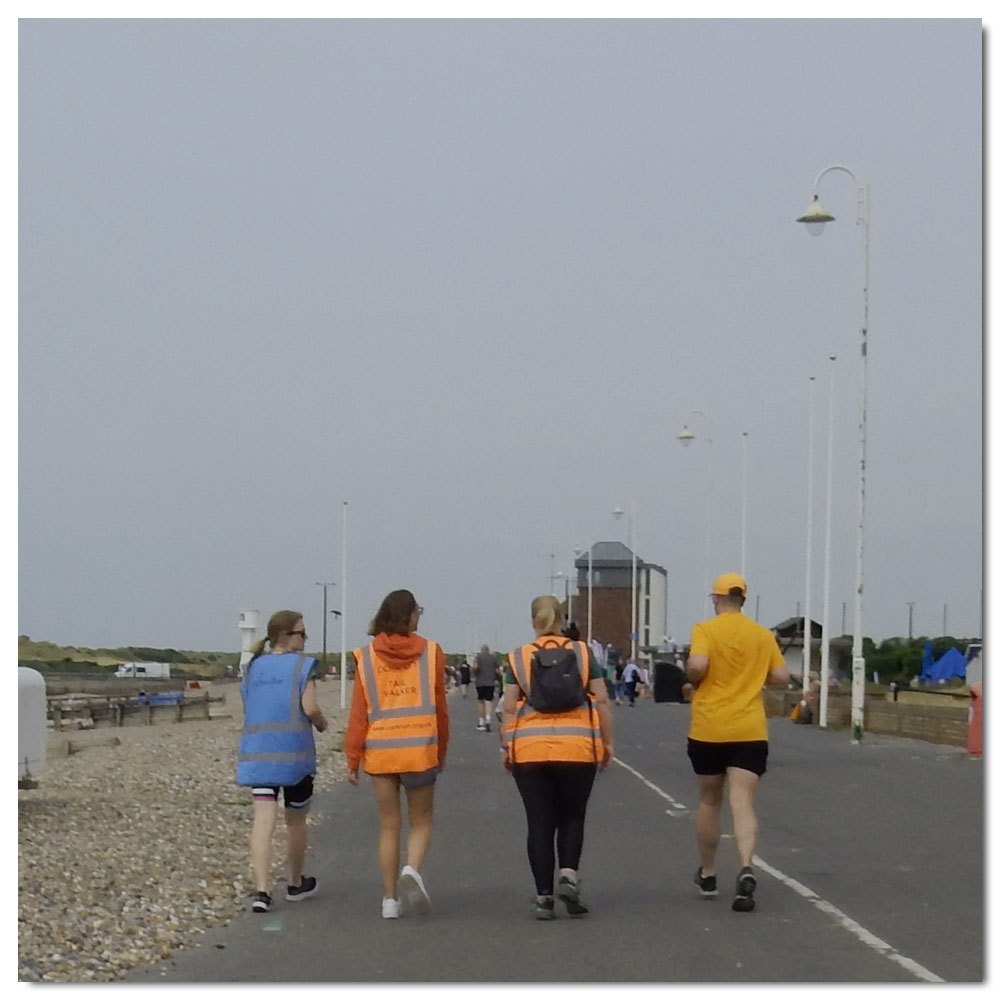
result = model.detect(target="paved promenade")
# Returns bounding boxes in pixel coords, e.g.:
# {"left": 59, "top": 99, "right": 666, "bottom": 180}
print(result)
{"left": 128, "top": 692, "right": 983, "bottom": 983}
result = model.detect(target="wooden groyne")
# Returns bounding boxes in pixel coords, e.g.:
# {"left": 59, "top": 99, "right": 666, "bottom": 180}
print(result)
{"left": 47, "top": 690, "right": 227, "bottom": 732}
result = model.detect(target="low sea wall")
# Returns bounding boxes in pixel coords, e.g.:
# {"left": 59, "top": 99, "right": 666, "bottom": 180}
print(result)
{"left": 763, "top": 688, "right": 971, "bottom": 748}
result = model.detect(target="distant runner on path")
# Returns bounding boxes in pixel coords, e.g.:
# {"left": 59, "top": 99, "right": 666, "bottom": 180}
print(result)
{"left": 473, "top": 645, "right": 500, "bottom": 732}
{"left": 236, "top": 610, "right": 328, "bottom": 915}
{"left": 685, "top": 573, "right": 789, "bottom": 913}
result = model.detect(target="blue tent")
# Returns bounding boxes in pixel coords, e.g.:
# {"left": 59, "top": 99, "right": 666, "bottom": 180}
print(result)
{"left": 919, "top": 646, "right": 966, "bottom": 683}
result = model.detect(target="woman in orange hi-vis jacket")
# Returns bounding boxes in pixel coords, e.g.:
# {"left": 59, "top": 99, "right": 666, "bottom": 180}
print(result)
{"left": 502, "top": 595, "right": 614, "bottom": 920}
{"left": 346, "top": 589, "right": 449, "bottom": 919}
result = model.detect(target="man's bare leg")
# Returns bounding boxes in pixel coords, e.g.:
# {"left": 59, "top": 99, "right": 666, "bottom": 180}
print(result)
{"left": 695, "top": 773, "right": 726, "bottom": 876}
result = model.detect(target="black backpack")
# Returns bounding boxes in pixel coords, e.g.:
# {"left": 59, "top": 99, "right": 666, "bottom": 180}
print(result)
{"left": 527, "top": 640, "right": 586, "bottom": 713}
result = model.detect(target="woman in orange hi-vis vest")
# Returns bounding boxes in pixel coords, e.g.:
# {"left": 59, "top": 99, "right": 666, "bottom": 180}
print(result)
{"left": 346, "top": 589, "right": 449, "bottom": 919}
{"left": 502, "top": 595, "right": 614, "bottom": 920}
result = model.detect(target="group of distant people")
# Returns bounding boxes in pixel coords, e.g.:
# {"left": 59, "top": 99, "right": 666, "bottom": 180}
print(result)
{"left": 235, "top": 571, "right": 788, "bottom": 918}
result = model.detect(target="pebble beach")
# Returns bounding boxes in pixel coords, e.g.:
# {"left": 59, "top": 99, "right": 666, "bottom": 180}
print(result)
{"left": 17, "top": 678, "right": 352, "bottom": 983}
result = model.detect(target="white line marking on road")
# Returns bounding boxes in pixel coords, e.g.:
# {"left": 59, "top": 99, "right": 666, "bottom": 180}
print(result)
{"left": 616, "top": 756, "right": 946, "bottom": 984}
{"left": 613, "top": 756, "right": 687, "bottom": 810}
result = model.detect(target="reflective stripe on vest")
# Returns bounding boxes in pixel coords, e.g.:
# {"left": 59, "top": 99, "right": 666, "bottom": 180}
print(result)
{"left": 359, "top": 645, "right": 433, "bottom": 722}
{"left": 355, "top": 642, "right": 440, "bottom": 771}
{"left": 238, "top": 653, "right": 312, "bottom": 762}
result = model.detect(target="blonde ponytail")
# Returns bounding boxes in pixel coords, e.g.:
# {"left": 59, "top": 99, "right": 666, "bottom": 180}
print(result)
{"left": 530, "top": 595, "right": 563, "bottom": 636}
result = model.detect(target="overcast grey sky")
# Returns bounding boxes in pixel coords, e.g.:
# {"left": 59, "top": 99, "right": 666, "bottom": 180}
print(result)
{"left": 18, "top": 18, "right": 983, "bottom": 656}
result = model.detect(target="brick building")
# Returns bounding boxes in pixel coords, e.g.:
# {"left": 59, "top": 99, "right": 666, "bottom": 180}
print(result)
{"left": 566, "top": 541, "right": 668, "bottom": 658}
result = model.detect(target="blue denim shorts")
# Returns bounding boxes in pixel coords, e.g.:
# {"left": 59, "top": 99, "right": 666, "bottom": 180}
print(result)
{"left": 400, "top": 767, "right": 440, "bottom": 789}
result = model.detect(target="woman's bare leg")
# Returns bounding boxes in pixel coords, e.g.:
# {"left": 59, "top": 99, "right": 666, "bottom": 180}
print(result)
{"left": 372, "top": 775, "right": 403, "bottom": 898}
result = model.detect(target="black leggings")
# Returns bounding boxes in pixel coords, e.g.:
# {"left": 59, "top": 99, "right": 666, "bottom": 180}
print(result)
{"left": 511, "top": 761, "right": 597, "bottom": 895}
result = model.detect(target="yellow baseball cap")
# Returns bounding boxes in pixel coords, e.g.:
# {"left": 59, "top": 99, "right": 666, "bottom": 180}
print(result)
{"left": 712, "top": 572, "right": 747, "bottom": 596}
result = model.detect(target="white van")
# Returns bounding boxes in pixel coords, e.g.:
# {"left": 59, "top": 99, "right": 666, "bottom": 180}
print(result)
{"left": 114, "top": 662, "right": 171, "bottom": 680}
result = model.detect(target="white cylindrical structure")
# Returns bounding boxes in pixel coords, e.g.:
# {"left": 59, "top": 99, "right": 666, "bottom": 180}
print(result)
{"left": 238, "top": 609, "right": 259, "bottom": 678}
{"left": 19, "top": 667, "right": 47, "bottom": 785}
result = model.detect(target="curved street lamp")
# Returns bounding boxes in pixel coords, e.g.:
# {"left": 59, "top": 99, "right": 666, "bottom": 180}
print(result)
{"left": 797, "top": 164, "right": 870, "bottom": 743}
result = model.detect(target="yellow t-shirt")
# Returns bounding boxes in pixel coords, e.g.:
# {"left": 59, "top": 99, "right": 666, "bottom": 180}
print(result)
{"left": 687, "top": 610, "right": 784, "bottom": 743}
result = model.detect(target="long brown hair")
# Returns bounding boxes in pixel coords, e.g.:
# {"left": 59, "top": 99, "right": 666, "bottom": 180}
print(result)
{"left": 368, "top": 590, "right": 418, "bottom": 636}
{"left": 249, "top": 609, "right": 303, "bottom": 661}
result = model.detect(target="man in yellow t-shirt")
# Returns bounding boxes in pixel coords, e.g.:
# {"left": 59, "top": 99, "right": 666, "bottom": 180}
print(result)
{"left": 685, "top": 573, "right": 789, "bottom": 913}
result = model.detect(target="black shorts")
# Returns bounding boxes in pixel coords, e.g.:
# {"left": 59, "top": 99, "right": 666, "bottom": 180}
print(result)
{"left": 460, "top": 667, "right": 471, "bottom": 684}
{"left": 251, "top": 773, "right": 314, "bottom": 810}
{"left": 687, "top": 739, "right": 768, "bottom": 777}
{"left": 476, "top": 685, "right": 495, "bottom": 701}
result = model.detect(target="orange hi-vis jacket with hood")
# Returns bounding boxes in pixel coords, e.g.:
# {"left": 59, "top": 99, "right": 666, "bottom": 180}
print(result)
{"left": 503, "top": 635, "right": 604, "bottom": 765}
{"left": 346, "top": 633, "right": 448, "bottom": 775}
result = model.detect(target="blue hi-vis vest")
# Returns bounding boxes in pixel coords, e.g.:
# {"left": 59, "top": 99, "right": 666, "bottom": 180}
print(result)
{"left": 236, "top": 652, "right": 317, "bottom": 787}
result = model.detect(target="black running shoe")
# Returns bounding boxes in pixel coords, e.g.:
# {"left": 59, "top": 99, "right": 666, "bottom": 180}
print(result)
{"left": 555, "top": 876, "right": 589, "bottom": 917}
{"left": 251, "top": 891, "right": 272, "bottom": 913}
{"left": 732, "top": 867, "right": 757, "bottom": 912}
{"left": 693, "top": 866, "right": 718, "bottom": 898}
{"left": 286, "top": 876, "right": 318, "bottom": 902}
{"left": 532, "top": 897, "right": 556, "bottom": 920}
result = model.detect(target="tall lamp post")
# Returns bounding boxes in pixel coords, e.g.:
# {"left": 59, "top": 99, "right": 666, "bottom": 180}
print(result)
{"left": 340, "top": 501, "right": 348, "bottom": 709}
{"left": 798, "top": 164, "right": 870, "bottom": 742}
{"left": 572, "top": 547, "right": 582, "bottom": 628}
{"left": 678, "top": 410, "right": 714, "bottom": 618}
{"left": 740, "top": 431, "right": 749, "bottom": 579}
{"left": 819, "top": 355, "right": 837, "bottom": 728}
{"left": 315, "top": 581, "right": 335, "bottom": 675}
{"left": 582, "top": 544, "right": 594, "bottom": 646}
{"left": 802, "top": 376, "right": 817, "bottom": 701}
{"left": 612, "top": 504, "right": 638, "bottom": 660}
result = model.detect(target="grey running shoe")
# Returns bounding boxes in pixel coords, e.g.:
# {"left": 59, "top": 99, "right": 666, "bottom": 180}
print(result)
{"left": 732, "top": 866, "right": 757, "bottom": 912}
{"left": 693, "top": 866, "right": 718, "bottom": 898}
{"left": 533, "top": 896, "right": 556, "bottom": 920}
{"left": 555, "top": 876, "right": 589, "bottom": 917}
{"left": 286, "top": 876, "right": 318, "bottom": 901}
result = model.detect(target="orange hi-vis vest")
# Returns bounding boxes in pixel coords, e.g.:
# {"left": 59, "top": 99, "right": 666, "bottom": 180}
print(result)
{"left": 503, "top": 636, "right": 604, "bottom": 765}
{"left": 355, "top": 641, "right": 440, "bottom": 774}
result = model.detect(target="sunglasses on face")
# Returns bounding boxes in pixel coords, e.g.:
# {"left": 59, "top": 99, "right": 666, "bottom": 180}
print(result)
{"left": 287, "top": 630, "right": 308, "bottom": 639}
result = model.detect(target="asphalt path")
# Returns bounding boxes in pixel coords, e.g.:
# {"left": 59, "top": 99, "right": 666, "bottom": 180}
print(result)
{"left": 129, "top": 691, "right": 983, "bottom": 984}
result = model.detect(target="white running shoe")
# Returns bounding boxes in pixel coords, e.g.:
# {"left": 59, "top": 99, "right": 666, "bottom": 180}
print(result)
{"left": 381, "top": 897, "right": 401, "bottom": 919}
{"left": 398, "top": 864, "right": 431, "bottom": 915}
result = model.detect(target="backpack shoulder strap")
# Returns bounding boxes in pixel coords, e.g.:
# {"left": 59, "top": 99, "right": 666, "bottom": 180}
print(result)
{"left": 509, "top": 646, "right": 532, "bottom": 693}
{"left": 572, "top": 640, "right": 591, "bottom": 686}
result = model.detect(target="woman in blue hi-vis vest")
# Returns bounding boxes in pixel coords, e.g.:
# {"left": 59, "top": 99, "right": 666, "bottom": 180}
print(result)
{"left": 237, "top": 609, "right": 328, "bottom": 914}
